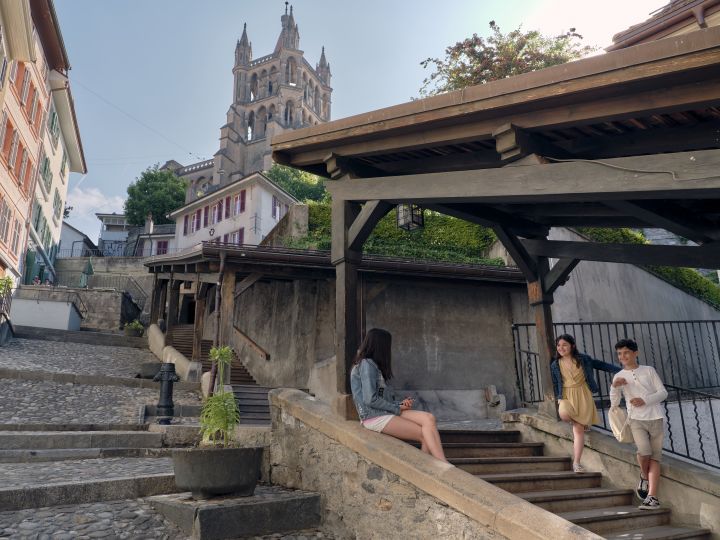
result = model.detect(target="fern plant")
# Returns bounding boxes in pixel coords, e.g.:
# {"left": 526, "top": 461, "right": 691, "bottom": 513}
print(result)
{"left": 200, "top": 346, "right": 240, "bottom": 447}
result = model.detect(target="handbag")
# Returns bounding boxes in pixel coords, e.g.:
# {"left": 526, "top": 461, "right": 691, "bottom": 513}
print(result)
{"left": 609, "top": 406, "right": 634, "bottom": 443}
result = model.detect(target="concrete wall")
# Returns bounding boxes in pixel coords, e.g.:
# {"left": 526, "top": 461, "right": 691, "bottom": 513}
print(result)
{"left": 533, "top": 228, "right": 720, "bottom": 322}
{"left": 10, "top": 297, "right": 81, "bottom": 330}
{"left": 231, "top": 276, "right": 523, "bottom": 407}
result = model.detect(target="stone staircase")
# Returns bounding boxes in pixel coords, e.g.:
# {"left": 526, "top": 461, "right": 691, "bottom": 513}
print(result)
{"left": 442, "top": 429, "right": 711, "bottom": 539}
{"left": 169, "top": 325, "right": 271, "bottom": 425}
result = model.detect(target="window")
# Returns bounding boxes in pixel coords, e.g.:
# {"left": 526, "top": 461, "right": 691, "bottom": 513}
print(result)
{"left": 18, "top": 148, "right": 28, "bottom": 183}
{"left": 59, "top": 151, "right": 67, "bottom": 181}
{"left": 20, "top": 74, "right": 30, "bottom": 105}
{"left": 272, "top": 195, "right": 280, "bottom": 219}
{"left": 11, "top": 218, "right": 21, "bottom": 255}
{"left": 0, "top": 200, "right": 10, "bottom": 243}
{"left": 0, "top": 111, "right": 7, "bottom": 150}
{"left": 28, "top": 88, "right": 38, "bottom": 124}
{"left": 217, "top": 199, "right": 224, "bottom": 223}
{"left": 230, "top": 227, "right": 244, "bottom": 246}
{"left": 203, "top": 205, "right": 209, "bottom": 227}
{"left": 40, "top": 155, "right": 52, "bottom": 193}
{"left": 156, "top": 240, "right": 168, "bottom": 255}
{"left": 211, "top": 203, "right": 219, "bottom": 224}
{"left": 7, "top": 131, "right": 18, "bottom": 170}
{"left": 0, "top": 31, "right": 7, "bottom": 86}
{"left": 53, "top": 189, "right": 62, "bottom": 219}
{"left": 47, "top": 107, "right": 60, "bottom": 147}
{"left": 233, "top": 189, "right": 246, "bottom": 215}
{"left": 183, "top": 215, "right": 189, "bottom": 235}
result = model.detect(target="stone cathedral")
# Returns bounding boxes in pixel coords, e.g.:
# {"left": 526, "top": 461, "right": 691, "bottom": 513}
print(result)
{"left": 165, "top": 5, "right": 332, "bottom": 204}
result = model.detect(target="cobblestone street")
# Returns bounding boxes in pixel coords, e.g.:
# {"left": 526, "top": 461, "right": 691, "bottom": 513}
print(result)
{"left": 0, "top": 339, "right": 158, "bottom": 378}
{"left": 0, "top": 378, "right": 200, "bottom": 424}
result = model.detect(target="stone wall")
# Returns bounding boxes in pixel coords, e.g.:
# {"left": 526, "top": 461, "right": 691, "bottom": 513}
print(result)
{"left": 230, "top": 276, "right": 524, "bottom": 407}
{"left": 268, "top": 389, "right": 598, "bottom": 540}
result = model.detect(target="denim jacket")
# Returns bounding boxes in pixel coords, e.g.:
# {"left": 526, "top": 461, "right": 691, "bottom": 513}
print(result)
{"left": 350, "top": 358, "right": 401, "bottom": 420}
{"left": 550, "top": 352, "right": 620, "bottom": 400}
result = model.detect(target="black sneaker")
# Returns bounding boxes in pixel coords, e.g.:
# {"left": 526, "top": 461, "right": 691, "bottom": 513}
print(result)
{"left": 639, "top": 496, "right": 660, "bottom": 510}
{"left": 636, "top": 477, "right": 649, "bottom": 500}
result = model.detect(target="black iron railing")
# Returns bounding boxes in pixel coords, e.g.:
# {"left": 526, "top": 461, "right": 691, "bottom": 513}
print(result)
{"left": 512, "top": 321, "right": 720, "bottom": 469}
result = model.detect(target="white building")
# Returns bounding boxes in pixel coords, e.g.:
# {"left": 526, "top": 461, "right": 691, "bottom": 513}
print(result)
{"left": 169, "top": 172, "right": 296, "bottom": 251}
{"left": 95, "top": 212, "right": 129, "bottom": 255}
{"left": 58, "top": 221, "right": 96, "bottom": 257}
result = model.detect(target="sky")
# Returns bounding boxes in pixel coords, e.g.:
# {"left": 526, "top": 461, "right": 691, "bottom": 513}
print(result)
{"left": 54, "top": 0, "right": 665, "bottom": 240}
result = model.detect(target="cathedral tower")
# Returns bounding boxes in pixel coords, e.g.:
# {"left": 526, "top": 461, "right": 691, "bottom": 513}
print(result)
{"left": 172, "top": 5, "right": 332, "bottom": 203}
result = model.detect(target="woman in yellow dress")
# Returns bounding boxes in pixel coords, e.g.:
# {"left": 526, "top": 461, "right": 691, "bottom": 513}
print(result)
{"left": 550, "top": 334, "right": 620, "bottom": 472}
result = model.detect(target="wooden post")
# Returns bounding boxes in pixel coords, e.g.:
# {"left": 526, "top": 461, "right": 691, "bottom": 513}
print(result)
{"left": 331, "top": 197, "right": 362, "bottom": 418}
{"left": 158, "top": 280, "right": 168, "bottom": 322}
{"left": 149, "top": 273, "right": 159, "bottom": 324}
{"left": 527, "top": 258, "right": 559, "bottom": 419}
{"left": 192, "top": 282, "right": 208, "bottom": 363}
{"left": 166, "top": 279, "right": 181, "bottom": 345}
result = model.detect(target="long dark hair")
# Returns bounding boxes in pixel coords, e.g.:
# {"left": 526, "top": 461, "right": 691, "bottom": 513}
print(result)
{"left": 353, "top": 328, "right": 393, "bottom": 380}
{"left": 555, "top": 333, "right": 580, "bottom": 367}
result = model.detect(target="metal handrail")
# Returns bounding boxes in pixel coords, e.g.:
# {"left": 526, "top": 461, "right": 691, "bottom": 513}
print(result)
{"left": 512, "top": 322, "right": 720, "bottom": 469}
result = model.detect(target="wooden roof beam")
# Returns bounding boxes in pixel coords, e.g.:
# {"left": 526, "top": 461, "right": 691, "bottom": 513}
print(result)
{"left": 522, "top": 238, "right": 720, "bottom": 268}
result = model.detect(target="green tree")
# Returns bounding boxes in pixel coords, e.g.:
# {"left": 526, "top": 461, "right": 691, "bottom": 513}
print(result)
{"left": 420, "top": 21, "right": 595, "bottom": 96}
{"left": 124, "top": 166, "right": 186, "bottom": 226}
{"left": 265, "top": 164, "right": 327, "bottom": 203}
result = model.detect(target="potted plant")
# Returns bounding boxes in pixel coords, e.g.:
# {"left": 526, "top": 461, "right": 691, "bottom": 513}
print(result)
{"left": 123, "top": 319, "right": 144, "bottom": 337}
{"left": 172, "top": 345, "right": 262, "bottom": 499}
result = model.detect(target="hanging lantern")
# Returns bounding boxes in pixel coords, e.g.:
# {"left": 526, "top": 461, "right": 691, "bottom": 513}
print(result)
{"left": 396, "top": 203, "right": 424, "bottom": 231}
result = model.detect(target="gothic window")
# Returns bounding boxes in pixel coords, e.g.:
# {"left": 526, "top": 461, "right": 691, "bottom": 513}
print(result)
{"left": 269, "top": 66, "right": 278, "bottom": 94}
{"left": 247, "top": 110, "right": 255, "bottom": 141}
{"left": 268, "top": 104, "right": 276, "bottom": 120}
{"left": 285, "top": 57, "right": 297, "bottom": 85}
{"left": 256, "top": 107, "right": 267, "bottom": 138}
{"left": 314, "top": 89, "right": 321, "bottom": 113}
{"left": 260, "top": 69, "right": 268, "bottom": 98}
{"left": 249, "top": 73, "right": 258, "bottom": 101}
{"left": 284, "top": 101, "right": 294, "bottom": 126}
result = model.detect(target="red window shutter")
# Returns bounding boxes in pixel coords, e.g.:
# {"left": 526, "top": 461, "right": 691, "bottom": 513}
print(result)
{"left": 183, "top": 215, "right": 188, "bottom": 235}
{"left": 225, "top": 196, "right": 231, "bottom": 218}
{"left": 240, "top": 190, "right": 246, "bottom": 212}
{"left": 238, "top": 227, "right": 244, "bottom": 245}
{"left": 203, "top": 205, "right": 209, "bottom": 227}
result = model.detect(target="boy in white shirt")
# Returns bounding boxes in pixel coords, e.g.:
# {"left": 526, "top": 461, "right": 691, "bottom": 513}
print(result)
{"left": 610, "top": 338, "right": 668, "bottom": 510}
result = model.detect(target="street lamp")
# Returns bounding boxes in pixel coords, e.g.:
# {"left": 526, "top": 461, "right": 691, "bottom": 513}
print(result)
{"left": 396, "top": 203, "right": 424, "bottom": 231}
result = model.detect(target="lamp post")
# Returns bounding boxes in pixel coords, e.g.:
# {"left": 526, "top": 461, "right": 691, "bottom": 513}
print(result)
{"left": 396, "top": 203, "right": 424, "bottom": 231}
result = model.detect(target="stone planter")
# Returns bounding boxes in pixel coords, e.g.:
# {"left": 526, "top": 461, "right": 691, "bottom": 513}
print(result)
{"left": 124, "top": 327, "right": 144, "bottom": 337}
{"left": 172, "top": 447, "right": 263, "bottom": 499}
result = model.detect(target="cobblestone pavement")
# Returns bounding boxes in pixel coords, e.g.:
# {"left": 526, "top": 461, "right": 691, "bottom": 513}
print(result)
{"left": 0, "top": 339, "right": 158, "bottom": 378}
{"left": 0, "top": 379, "right": 201, "bottom": 425}
{"left": 0, "top": 458, "right": 173, "bottom": 488}
{"left": 0, "top": 498, "right": 185, "bottom": 539}
{"left": 0, "top": 498, "right": 333, "bottom": 539}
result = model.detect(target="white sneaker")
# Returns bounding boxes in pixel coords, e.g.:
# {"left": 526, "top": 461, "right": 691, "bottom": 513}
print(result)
{"left": 639, "top": 496, "right": 660, "bottom": 510}
{"left": 573, "top": 462, "right": 585, "bottom": 473}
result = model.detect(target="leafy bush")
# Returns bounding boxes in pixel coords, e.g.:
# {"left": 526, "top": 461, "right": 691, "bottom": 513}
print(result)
{"left": 577, "top": 228, "right": 720, "bottom": 308}
{"left": 283, "top": 202, "right": 503, "bottom": 265}
{"left": 0, "top": 276, "right": 12, "bottom": 296}
{"left": 124, "top": 319, "right": 144, "bottom": 331}
{"left": 200, "top": 346, "right": 240, "bottom": 447}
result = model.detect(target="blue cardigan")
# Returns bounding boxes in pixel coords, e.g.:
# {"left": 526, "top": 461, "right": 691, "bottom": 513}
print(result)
{"left": 550, "top": 353, "right": 620, "bottom": 400}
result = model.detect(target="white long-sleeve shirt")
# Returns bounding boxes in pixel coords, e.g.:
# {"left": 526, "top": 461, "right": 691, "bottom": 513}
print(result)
{"left": 610, "top": 365, "right": 668, "bottom": 421}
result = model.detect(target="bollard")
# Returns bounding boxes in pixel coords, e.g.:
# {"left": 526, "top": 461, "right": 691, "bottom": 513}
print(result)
{"left": 153, "top": 362, "right": 180, "bottom": 425}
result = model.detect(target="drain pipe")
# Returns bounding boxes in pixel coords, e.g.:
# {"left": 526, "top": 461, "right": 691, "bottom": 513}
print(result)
{"left": 208, "top": 251, "right": 226, "bottom": 396}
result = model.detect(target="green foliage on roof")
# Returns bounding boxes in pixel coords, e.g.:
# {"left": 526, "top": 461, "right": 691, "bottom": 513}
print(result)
{"left": 284, "top": 202, "right": 503, "bottom": 266}
{"left": 578, "top": 227, "right": 720, "bottom": 309}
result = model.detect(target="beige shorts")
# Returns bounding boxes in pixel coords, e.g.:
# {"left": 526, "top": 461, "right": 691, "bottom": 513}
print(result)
{"left": 361, "top": 414, "right": 395, "bottom": 433}
{"left": 629, "top": 418, "right": 664, "bottom": 462}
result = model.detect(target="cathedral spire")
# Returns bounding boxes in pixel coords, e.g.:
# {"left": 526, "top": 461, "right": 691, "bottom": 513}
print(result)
{"left": 235, "top": 22, "right": 252, "bottom": 66}
{"left": 317, "top": 46, "right": 331, "bottom": 85}
{"left": 275, "top": 3, "right": 300, "bottom": 52}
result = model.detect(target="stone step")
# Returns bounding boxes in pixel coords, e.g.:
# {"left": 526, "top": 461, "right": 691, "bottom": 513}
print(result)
{"left": 0, "top": 447, "right": 172, "bottom": 463}
{"left": 237, "top": 404, "right": 270, "bottom": 414}
{"left": 559, "top": 505, "right": 671, "bottom": 535}
{"left": 0, "top": 431, "right": 163, "bottom": 450}
{"left": 519, "top": 487, "right": 634, "bottom": 512}
{"left": 439, "top": 442, "right": 544, "bottom": 458}
{"left": 0, "top": 457, "right": 175, "bottom": 510}
{"left": 478, "top": 470, "right": 602, "bottom": 493}
{"left": 235, "top": 397, "right": 270, "bottom": 406}
{"left": 233, "top": 385, "right": 271, "bottom": 393}
{"left": 451, "top": 456, "right": 571, "bottom": 474}
{"left": 149, "top": 485, "right": 321, "bottom": 539}
{"left": 439, "top": 429, "right": 520, "bottom": 444}
{"left": 0, "top": 423, "right": 147, "bottom": 432}
{"left": 603, "top": 525, "right": 712, "bottom": 540}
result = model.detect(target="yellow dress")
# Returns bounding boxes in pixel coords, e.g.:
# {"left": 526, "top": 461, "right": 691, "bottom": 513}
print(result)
{"left": 558, "top": 359, "right": 599, "bottom": 427}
